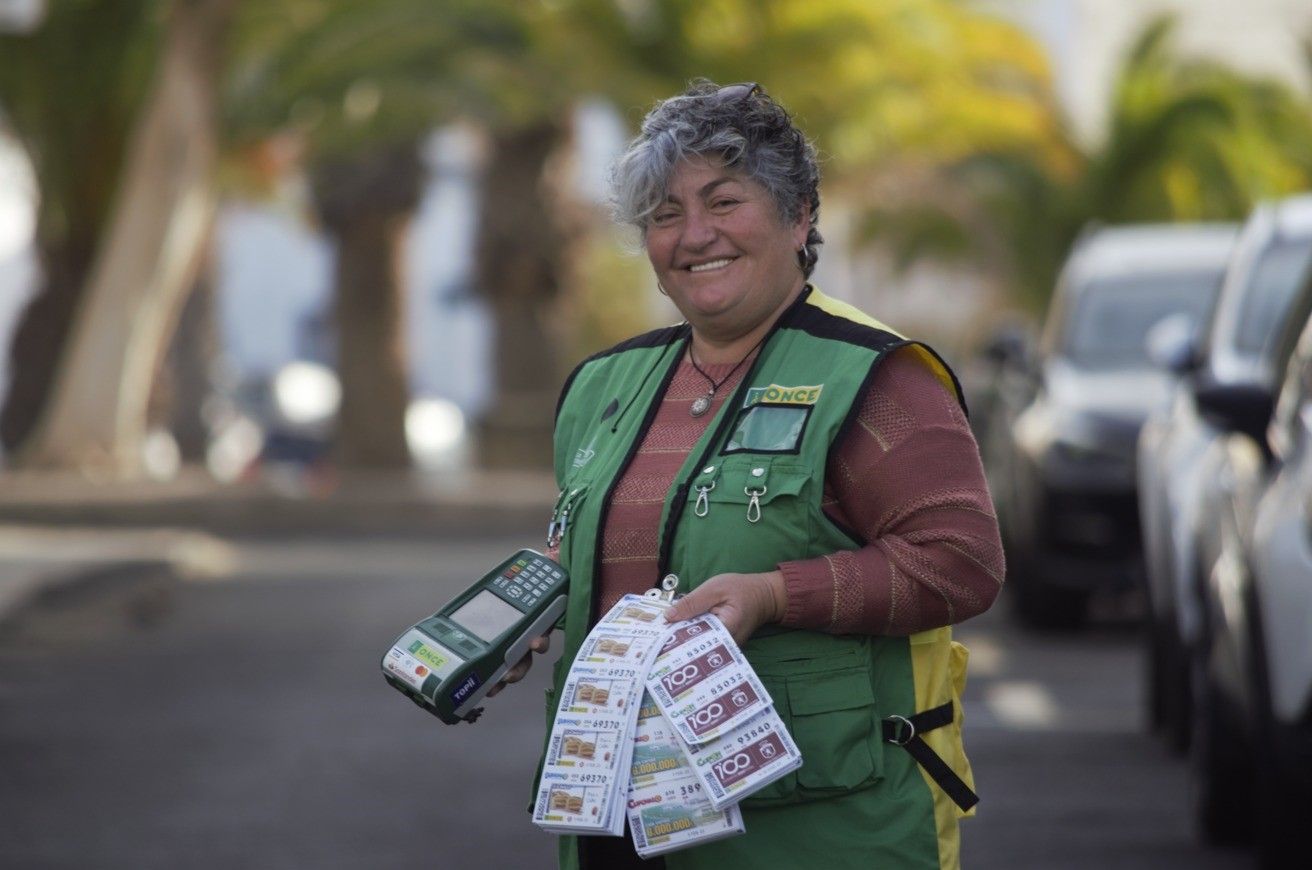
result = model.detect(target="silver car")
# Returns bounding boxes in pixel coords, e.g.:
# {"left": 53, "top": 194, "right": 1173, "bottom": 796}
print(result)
{"left": 994, "top": 224, "right": 1236, "bottom": 628}
{"left": 1139, "top": 196, "right": 1312, "bottom": 751}
{"left": 1188, "top": 275, "right": 1312, "bottom": 864}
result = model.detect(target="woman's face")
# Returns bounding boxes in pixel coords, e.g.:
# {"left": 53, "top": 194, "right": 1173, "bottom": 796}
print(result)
{"left": 645, "top": 155, "right": 809, "bottom": 343}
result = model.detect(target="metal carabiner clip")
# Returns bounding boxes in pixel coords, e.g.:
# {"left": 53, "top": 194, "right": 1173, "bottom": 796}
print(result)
{"left": 694, "top": 481, "right": 716, "bottom": 517}
{"left": 744, "top": 485, "right": 767, "bottom": 523}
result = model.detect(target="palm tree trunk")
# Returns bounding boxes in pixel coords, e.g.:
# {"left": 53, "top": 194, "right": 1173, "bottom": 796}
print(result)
{"left": 14, "top": 0, "right": 236, "bottom": 475}
{"left": 312, "top": 142, "right": 424, "bottom": 469}
{"left": 474, "top": 120, "right": 580, "bottom": 469}
{"left": 159, "top": 227, "right": 219, "bottom": 463}
{"left": 0, "top": 231, "right": 96, "bottom": 454}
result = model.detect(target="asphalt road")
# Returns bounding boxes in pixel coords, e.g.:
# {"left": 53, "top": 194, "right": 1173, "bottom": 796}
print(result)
{"left": 0, "top": 534, "right": 1254, "bottom": 869}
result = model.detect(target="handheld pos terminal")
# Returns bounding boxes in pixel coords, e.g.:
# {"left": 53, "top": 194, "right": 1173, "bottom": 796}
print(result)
{"left": 381, "top": 550, "right": 568, "bottom": 724}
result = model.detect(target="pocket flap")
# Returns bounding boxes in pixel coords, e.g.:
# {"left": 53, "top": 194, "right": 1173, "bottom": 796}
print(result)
{"left": 788, "top": 668, "right": 875, "bottom": 715}
{"left": 697, "top": 460, "right": 810, "bottom": 505}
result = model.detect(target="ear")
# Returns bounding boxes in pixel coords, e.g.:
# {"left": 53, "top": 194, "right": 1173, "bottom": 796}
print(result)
{"left": 792, "top": 202, "right": 811, "bottom": 248}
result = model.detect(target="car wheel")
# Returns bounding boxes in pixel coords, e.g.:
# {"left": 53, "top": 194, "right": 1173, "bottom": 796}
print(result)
{"left": 1251, "top": 675, "right": 1309, "bottom": 866}
{"left": 1143, "top": 614, "right": 1192, "bottom": 752}
{"left": 1143, "top": 598, "right": 1167, "bottom": 733}
{"left": 1160, "top": 628, "right": 1193, "bottom": 754}
{"left": 1254, "top": 727, "right": 1303, "bottom": 868}
{"left": 1189, "top": 654, "right": 1254, "bottom": 845}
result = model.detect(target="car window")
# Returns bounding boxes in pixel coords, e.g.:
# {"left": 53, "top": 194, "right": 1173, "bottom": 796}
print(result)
{"left": 1063, "top": 270, "right": 1220, "bottom": 368}
{"left": 1235, "top": 239, "right": 1312, "bottom": 355}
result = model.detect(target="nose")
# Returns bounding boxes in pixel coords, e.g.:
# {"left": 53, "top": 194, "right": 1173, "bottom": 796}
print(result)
{"left": 679, "top": 205, "right": 717, "bottom": 251}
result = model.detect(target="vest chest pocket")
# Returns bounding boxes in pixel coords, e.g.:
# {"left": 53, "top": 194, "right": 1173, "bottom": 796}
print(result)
{"left": 722, "top": 402, "right": 815, "bottom": 454}
{"left": 682, "top": 460, "right": 813, "bottom": 576}
{"left": 742, "top": 666, "right": 884, "bottom": 807}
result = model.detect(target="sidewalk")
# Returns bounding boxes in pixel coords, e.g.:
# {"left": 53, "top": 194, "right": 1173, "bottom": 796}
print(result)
{"left": 0, "top": 466, "right": 558, "bottom": 624}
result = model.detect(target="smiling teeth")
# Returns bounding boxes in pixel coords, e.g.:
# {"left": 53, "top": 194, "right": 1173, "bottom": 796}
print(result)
{"left": 688, "top": 258, "right": 733, "bottom": 272}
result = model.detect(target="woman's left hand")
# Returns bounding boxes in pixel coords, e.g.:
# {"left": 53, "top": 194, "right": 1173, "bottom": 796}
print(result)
{"left": 663, "top": 570, "right": 787, "bottom": 645}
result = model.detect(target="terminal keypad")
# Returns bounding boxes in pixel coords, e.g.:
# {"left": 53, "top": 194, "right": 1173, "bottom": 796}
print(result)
{"left": 491, "top": 554, "right": 566, "bottom": 611}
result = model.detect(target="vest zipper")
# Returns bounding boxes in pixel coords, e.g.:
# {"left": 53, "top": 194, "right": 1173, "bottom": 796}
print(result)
{"left": 587, "top": 330, "right": 689, "bottom": 626}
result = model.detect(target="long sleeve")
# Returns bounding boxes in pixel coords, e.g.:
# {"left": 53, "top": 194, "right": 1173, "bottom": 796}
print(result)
{"left": 777, "top": 348, "right": 1004, "bottom": 635}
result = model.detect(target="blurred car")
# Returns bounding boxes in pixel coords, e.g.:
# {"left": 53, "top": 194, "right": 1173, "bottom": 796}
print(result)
{"left": 1187, "top": 265, "right": 1312, "bottom": 864}
{"left": 995, "top": 224, "right": 1237, "bottom": 628}
{"left": 1139, "top": 196, "right": 1312, "bottom": 751}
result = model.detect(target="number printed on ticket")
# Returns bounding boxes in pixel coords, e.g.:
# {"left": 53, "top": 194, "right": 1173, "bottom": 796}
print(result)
{"left": 682, "top": 708, "right": 803, "bottom": 810}
{"left": 646, "top": 616, "right": 771, "bottom": 744}
{"left": 626, "top": 774, "right": 745, "bottom": 857}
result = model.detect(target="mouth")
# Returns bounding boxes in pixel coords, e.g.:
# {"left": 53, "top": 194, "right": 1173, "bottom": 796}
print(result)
{"left": 686, "top": 257, "right": 736, "bottom": 273}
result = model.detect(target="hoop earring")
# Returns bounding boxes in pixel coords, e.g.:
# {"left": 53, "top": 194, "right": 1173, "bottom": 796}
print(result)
{"left": 658, "top": 282, "right": 670, "bottom": 297}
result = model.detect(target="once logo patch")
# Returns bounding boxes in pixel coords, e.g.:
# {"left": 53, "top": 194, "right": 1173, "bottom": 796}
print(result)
{"left": 743, "top": 384, "right": 823, "bottom": 408}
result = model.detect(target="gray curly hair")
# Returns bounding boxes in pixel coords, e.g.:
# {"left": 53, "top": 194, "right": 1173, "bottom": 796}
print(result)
{"left": 610, "top": 80, "right": 824, "bottom": 277}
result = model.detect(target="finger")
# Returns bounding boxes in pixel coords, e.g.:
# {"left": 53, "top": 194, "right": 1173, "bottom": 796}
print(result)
{"left": 530, "top": 634, "right": 551, "bottom": 654}
{"left": 490, "top": 653, "right": 533, "bottom": 696}
{"left": 666, "top": 585, "right": 720, "bottom": 622}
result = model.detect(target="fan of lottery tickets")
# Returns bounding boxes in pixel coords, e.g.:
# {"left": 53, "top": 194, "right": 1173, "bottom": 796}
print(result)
{"left": 532, "top": 594, "right": 802, "bottom": 857}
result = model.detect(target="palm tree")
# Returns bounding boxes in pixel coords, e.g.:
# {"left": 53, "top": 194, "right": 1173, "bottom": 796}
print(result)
{"left": 1, "top": 0, "right": 238, "bottom": 475}
{"left": 860, "top": 14, "right": 1312, "bottom": 312}
{"left": 0, "top": 0, "right": 160, "bottom": 457}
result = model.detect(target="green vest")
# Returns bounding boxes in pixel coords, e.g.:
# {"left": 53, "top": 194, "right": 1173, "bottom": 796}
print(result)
{"left": 544, "top": 287, "right": 974, "bottom": 870}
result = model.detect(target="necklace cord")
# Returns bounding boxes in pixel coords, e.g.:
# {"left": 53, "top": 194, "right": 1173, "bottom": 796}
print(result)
{"left": 688, "top": 332, "right": 768, "bottom": 396}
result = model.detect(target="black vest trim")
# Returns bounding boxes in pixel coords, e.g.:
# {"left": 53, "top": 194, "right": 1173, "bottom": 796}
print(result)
{"left": 781, "top": 300, "right": 905, "bottom": 354}
{"left": 554, "top": 323, "right": 690, "bottom": 423}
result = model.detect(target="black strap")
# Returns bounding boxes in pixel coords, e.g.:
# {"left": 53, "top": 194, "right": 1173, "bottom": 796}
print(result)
{"left": 882, "top": 701, "right": 979, "bottom": 813}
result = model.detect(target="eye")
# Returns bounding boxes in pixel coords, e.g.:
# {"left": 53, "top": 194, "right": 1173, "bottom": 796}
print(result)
{"left": 710, "top": 197, "right": 740, "bottom": 210}
{"left": 650, "top": 209, "right": 678, "bottom": 226}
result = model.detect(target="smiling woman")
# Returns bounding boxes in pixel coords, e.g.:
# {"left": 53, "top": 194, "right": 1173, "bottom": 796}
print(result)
{"left": 644, "top": 155, "right": 809, "bottom": 352}
{"left": 504, "top": 81, "right": 1004, "bottom": 870}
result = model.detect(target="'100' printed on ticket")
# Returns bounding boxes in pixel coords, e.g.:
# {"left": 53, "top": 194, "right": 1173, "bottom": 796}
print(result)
{"left": 645, "top": 615, "right": 772, "bottom": 745}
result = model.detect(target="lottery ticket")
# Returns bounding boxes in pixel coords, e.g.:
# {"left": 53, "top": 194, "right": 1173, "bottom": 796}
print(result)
{"left": 536, "top": 594, "right": 801, "bottom": 846}
{"left": 656, "top": 615, "right": 717, "bottom": 657}
{"left": 534, "top": 595, "right": 673, "bottom": 837}
{"left": 558, "top": 665, "right": 638, "bottom": 714}
{"left": 598, "top": 595, "right": 670, "bottom": 634}
{"left": 646, "top": 616, "right": 771, "bottom": 745}
{"left": 626, "top": 773, "right": 745, "bottom": 857}
{"left": 534, "top": 774, "right": 613, "bottom": 831}
{"left": 628, "top": 695, "right": 687, "bottom": 786}
{"left": 546, "top": 720, "right": 624, "bottom": 770}
{"left": 576, "top": 630, "right": 641, "bottom": 664}
{"left": 680, "top": 707, "right": 803, "bottom": 810}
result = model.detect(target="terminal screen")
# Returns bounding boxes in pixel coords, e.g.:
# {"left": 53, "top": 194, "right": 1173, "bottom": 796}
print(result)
{"left": 450, "top": 590, "right": 522, "bottom": 643}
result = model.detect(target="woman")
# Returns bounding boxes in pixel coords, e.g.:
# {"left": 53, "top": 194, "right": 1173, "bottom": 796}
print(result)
{"left": 510, "top": 80, "right": 1003, "bottom": 870}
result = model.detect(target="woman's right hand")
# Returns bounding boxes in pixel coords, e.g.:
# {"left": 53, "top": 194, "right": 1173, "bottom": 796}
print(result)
{"left": 485, "top": 633, "right": 551, "bottom": 698}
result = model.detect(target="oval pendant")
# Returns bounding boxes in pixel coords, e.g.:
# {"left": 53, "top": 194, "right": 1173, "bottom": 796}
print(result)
{"left": 690, "top": 395, "right": 712, "bottom": 417}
